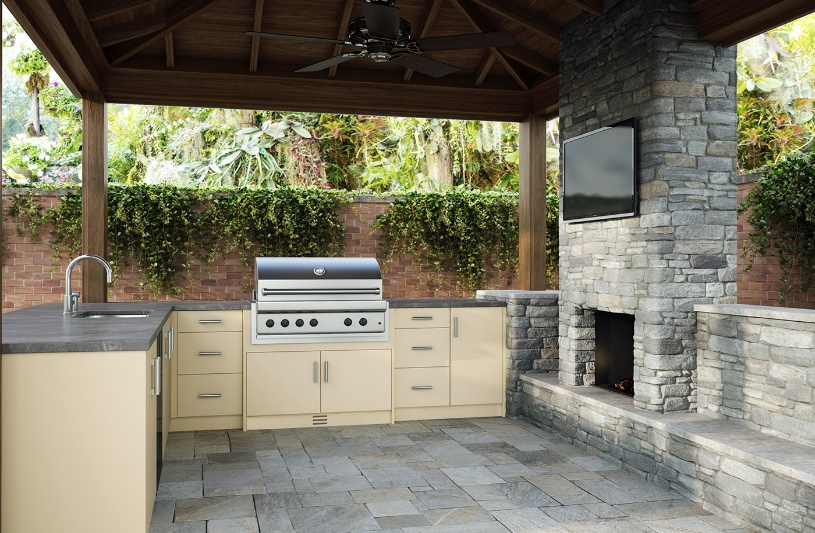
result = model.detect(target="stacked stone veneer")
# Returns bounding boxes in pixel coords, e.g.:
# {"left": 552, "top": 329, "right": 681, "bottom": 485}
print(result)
{"left": 558, "top": 0, "right": 738, "bottom": 412}
{"left": 478, "top": 290, "right": 559, "bottom": 417}
{"left": 697, "top": 304, "right": 815, "bottom": 447}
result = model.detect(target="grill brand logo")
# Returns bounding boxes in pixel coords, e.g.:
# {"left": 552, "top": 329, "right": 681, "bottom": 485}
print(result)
{"left": 313, "top": 267, "right": 326, "bottom": 276}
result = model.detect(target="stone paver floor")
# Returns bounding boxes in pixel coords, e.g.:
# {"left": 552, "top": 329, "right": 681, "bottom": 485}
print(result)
{"left": 151, "top": 418, "right": 747, "bottom": 532}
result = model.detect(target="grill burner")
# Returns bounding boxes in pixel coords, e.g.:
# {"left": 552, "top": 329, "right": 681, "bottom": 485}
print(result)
{"left": 251, "top": 257, "right": 389, "bottom": 344}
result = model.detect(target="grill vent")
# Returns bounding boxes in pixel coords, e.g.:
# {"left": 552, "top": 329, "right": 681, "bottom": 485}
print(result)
{"left": 312, "top": 415, "right": 328, "bottom": 426}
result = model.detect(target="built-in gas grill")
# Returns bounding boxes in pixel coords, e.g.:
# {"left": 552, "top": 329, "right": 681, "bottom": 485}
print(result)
{"left": 251, "top": 257, "right": 389, "bottom": 344}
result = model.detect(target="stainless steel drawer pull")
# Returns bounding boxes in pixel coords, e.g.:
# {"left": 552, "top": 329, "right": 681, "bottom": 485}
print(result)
{"left": 412, "top": 386, "right": 433, "bottom": 390}
{"left": 198, "top": 351, "right": 222, "bottom": 356}
{"left": 198, "top": 393, "right": 222, "bottom": 398}
{"left": 198, "top": 319, "right": 222, "bottom": 324}
{"left": 412, "top": 346, "right": 433, "bottom": 351}
{"left": 324, "top": 361, "right": 329, "bottom": 383}
{"left": 412, "top": 316, "right": 434, "bottom": 320}
{"left": 453, "top": 317, "right": 459, "bottom": 337}
{"left": 313, "top": 361, "right": 319, "bottom": 383}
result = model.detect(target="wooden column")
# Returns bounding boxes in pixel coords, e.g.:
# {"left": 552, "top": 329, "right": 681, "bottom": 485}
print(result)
{"left": 81, "top": 97, "right": 109, "bottom": 302}
{"left": 518, "top": 114, "right": 548, "bottom": 290}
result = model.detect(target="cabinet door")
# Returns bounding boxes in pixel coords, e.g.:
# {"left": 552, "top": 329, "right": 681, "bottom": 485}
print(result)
{"left": 160, "top": 315, "right": 175, "bottom": 456}
{"left": 146, "top": 348, "right": 159, "bottom": 528}
{"left": 450, "top": 307, "right": 503, "bottom": 406}
{"left": 321, "top": 350, "right": 391, "bottom": 413}
{"left": 246, "top": 351, "right": 320, "bottom": 416}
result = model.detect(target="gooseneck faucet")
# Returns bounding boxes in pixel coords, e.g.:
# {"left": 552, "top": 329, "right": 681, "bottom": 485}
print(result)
{"left": 64, "top": 254, "right": 113, "bottom": 315}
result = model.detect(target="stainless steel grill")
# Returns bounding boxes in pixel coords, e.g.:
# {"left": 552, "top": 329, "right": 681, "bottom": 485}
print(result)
{"left": 251, "top": 257, "right": 389, "bottom": 344}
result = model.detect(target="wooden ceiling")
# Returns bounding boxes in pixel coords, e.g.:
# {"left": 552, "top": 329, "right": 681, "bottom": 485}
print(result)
{"left": 5, "top": 0, "right": 815, "bottom": 121}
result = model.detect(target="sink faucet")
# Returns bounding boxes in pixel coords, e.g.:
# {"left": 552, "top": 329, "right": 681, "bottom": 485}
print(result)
{"left": 64, "top": 254, "right": 113, "bottom": 315}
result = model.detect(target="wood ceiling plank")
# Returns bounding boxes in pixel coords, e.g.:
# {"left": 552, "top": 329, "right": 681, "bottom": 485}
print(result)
{"left": 249, "top": 0, "right": 265, "bottom": 73}
{"left": 469, "top": 0, "right": 560, "bottom": 42}
{"left": 106, "top": 0, "right": 222, "bottom": 67}
{"left": 329, "top": 0, "right": 355, "bottom": 78}
{"left": 502, "top": 47, "right": 557, "bottom": 76}
{"left": 96, "top": 9, "right": 166, "bottom": 47}
{"left": 474, "top": 51, "right": 495, "bottom": 86}
{"left": 448, "top": 0, "right": 530, "bottom": 90}
{"left": 530, "top": 74, "right": 559, "bottom": 119}
{"left": 84, "top": 0, "right": 164, "bottom": 22}
{"left": 104, "top": 66, "right": 531, "bottom": 121}
{"left": 404, "top": 0, "right": 444, "bottom": 82}
{"left": 165, "top": 32, "right": 175, "bottom": 67}
{"left": 563, "top": 0, "right": 602, "bottom": 16}
{"left": 694, "top": 0, "right": 815, "bottom": 47}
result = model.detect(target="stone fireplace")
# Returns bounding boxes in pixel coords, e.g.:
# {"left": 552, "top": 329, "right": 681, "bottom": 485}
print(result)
{"left": 594, "top": 310, "right": 635, "bottom": 395}
{"left": 557, "top": 0, "right": 738, "bottom": 412}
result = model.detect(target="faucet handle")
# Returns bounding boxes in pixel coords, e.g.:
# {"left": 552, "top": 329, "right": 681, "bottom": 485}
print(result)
{"left": 70, "top": 292, "right": 80, "bottom": 314}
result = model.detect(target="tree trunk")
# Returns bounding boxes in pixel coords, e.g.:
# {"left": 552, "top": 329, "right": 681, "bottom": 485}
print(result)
{"left": 31, "top": 86, "right": 42, "bottom": 136}
{"left": 425, "top": 137, "right": 454, "bottom": 190}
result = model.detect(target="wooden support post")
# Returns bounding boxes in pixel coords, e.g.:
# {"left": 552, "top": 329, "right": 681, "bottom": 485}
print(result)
{"left": 81, "top": 97, "right": 109, "bottom": 303}
{"left": 518, "top": 114, "right": 548, "bottom": 290}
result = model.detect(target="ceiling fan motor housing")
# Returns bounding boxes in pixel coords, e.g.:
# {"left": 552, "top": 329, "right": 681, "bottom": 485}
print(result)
{"left": 364, "top": 0, "right": 397, "bottom": 6}
{"left": 348, "top": 17, "right": 412, "bottom": 47}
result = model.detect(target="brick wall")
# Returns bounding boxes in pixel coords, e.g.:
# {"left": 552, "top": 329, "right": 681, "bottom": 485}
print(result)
{"left": 2, "top": 192, "right": 519, "bottom": 312}
{"left": 737, "top": 175, "right": 815, "bottom": 309}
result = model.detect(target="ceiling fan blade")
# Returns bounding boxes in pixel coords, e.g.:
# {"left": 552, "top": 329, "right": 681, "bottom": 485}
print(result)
{"left": 362, "top": 2, "right": 401, "bottom": 40}
{"left": 415, "top": 31, "right": 515, "bottom": 52}
{"left": 296, "top": 53, "right": 362, "bottom": 73}
{"left": 245, "top": 31, "right": 353, "bottom": 46}
{"left": 392, "top": 54, "right": 458, "bottom": 78}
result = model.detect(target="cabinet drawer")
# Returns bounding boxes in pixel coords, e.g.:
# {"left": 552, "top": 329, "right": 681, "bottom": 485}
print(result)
{"left": 177, "top": 332, "right": 242, "bottom": 375}
{"left": 394, "top": 308, "right": 450, "bottom": 329}
{"left": 395, "top": 328, "right": 450, "bottom": 368}
{"left": 395, "top": 368, "right": 450, "bottom": 408}
{"left": 177, "top": 311, "right": 242, "bottom": 333}
{"left": 177, "top": 374, "right": 242, "bottom": 417}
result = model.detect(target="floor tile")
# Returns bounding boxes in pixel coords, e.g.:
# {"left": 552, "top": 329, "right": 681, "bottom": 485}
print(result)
{"left": 253, "top": 492, "right": 302, "bottom": 511}
{"left": 350, "top": 487, "right": 415, "bottom": 503}
{"left": 403, "top": 521, "right": 510, "bottom": 533}
{"left": 299, "top": 491, "right": 355, "bottom": 507}
{"left": 377, "top": 514, "right": 432, "bottom": 528}
{"left": 422, "top": 505, "right": 495, "bottom": 526}
{"left": 309, "top": 474, "right": 374, "bottom": 493}
{"left": 157, "top": 481, "right": 204, "bottom": 501}
{"left": 463, "top": 481, "right": 559, "bottom": 507}
{"left": 203, "top": 467, "right": 265, "bottom": 497}
{"left": 441, "top": 466, "right": 506, "bottom": 486}
{"left": 644, "top": 516, "right": 724, "bottom": 532}
{"left": 287, "top": 504, "right": 379, "bottom": 533}
{"left": 206, "top": 517, "right": 259, "bottom": 533}
{"left": 572, "top": 478, "right": 644, "bottom": 505}
{"left": 175, "top": 495, "right": 255, "bottom": 522}
{"left": 149, "top": 521, "right": 206, "bottom": 533}
{"left": 255, "top": 508, "right": 293, "bottom": 533}
{"left": 413, "top": 488, "right": 479, "bottom": 510}
{"left": 366, "top": 499, "right": 421, "bottom": 517}
{"left": 161, "top": 464, "right": 203, "bottom": 483}
{"left": 361, "top": 466, "right": 427, "bottom": 488}
{"left": 491, "top": 507, "right": 565, "bottom": 532}
{"left": 542, "top": 504, "right": 598, "bottom": 523}
{"left": 614, "top": 499, "right": 709, "bottom": 520}
{"left": 151, "top": 499, "right": 176, "bottom": 526}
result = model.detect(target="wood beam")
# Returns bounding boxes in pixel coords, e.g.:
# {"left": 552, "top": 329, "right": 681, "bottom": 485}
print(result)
{"left": 106, "top": 0, "right": 221, "bottom": 67}
{"left": 4, "top": 0, "right": 103, "bottom": 97}
{"left": 563, "top": 0, "right": 602, "bottom": 16}
{"left": 96, "top": 10, "right": 166, "bottom": 48}
{"left": 329, "top": 0, "right": 355, "bottom": 78}
{"left": 474, "top": 51, "right": 495, "bottom": 86}
{"left": 81, "top": 98, "right": 109, "bottom": 303}
{"left": 104, "top": 67, "right": 531, "bottom": 121}
{"left": 502, "top": 48, "right": 557, "bottom": 77}
{"left": 404, "top": 0, "right": 443, "bottom": 82}
{"left": 249, "top": 0, "right": 265, "bottom": 73}
{"left": 165, "top": 32, "right": 175, "bottom": 67}
{"left": 448, "top": 0, "right": 530, "bottom": 90}
{"left": 530, "top": 75, "right": 560, "bottom": 119}
{"left": 84, "top": 0, "right": 163, "bottom": 22}
{"left": 469, "top": 0, "right": 560, "bottom": 42}
{"left": 518, "top": 115, "right": 548, "bottom": 290}
{"left": 692, "top": 0, "right": 815, "bottom": 47}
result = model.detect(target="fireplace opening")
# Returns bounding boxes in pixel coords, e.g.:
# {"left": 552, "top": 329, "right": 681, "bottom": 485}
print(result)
{"left": 594, "top": 311, "right": 635, "bottom": 397}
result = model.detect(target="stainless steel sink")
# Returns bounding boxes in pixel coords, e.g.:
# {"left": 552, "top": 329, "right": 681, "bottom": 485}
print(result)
{"left": 73, "top": 310, "right": 151, "bottom": 319}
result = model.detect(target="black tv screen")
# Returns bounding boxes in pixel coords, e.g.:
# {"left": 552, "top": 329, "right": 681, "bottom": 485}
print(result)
{"left": 562, "top": 118, "right": 638, "bottom": 223}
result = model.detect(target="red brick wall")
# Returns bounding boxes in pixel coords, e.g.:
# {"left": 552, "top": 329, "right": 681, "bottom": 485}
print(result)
{"left": 2, "top": 192, "right": 520, "bottom": 312}
{"left": 737, "top": 178, "right": 815, "bottom": 309}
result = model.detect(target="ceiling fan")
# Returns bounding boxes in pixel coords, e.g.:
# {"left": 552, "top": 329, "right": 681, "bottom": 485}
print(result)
{"left": 246, "top": 0, "right": 515, "bottom": 78}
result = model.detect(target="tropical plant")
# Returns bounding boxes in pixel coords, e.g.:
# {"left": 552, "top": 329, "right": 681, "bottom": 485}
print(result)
{"left": 9, "top": 47, "right": 49, "bottom": 136}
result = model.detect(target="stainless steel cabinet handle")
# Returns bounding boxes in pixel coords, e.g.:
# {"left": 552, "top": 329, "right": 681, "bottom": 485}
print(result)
{"left": 314, "top": 361, "right": 319, "bottom": 383}
{"left": 153, "top": 356, "right": 161, "bottom": 396}
{"left": 412, "top": 386, "right": 433, "bottom": 390}
{"left": 412, "top": 316, "right": 433, "bottom": 321}
{"left": 412, "top": 346, "right": 433, "bottom": 351}
{"left": 453, "top": 317, "right": 459, "bottom": 338}
{"left": 169, "top": 326, "right": 174, "bottom": 356}
{"left": 324, "top": 361, "right": 329, "bottom": 383}
{"left": 198, "top": 319, "right": 222, "bottom": 324}
{"left": 198, "top": 351, "right": 222, "bottom": 356}
{"left": 198, "top": 393, "right": 222, "bottom": 398}
{"left": 164, "top": 331, "right": 170, "bottom": 359}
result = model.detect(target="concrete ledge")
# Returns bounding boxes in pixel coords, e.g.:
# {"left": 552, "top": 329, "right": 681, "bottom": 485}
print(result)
{"left": 478, "top": 290, "right": 560, "bottom": 300}
{"left": 695, "top": 303, "right": 815, "bottom": 324}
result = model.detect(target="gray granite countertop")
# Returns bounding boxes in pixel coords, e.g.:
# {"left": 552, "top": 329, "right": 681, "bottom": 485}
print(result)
{"left": 389, "top": 298, "right": 506, "bottom": 308}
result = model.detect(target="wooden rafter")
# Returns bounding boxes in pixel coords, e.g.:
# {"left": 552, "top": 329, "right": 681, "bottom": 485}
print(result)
{"left": 502, "top": 48, "right": 556, "bottom": 77}
{"left": 563, "top": 0, "right": 602, "bottom": 16}
{"left": 448, "top": 0, "right": 529, "bottom": 90}
{"left": 691, "top": 0, "right": 815, "bottom": 47}
{"left": 328, "top": 0, "right": 355, "bottom": 78}
{"left": 469, "top": 0, "right": 560, "bottom": 42}
{"left": 96, "top": 10, "right": 166, "bottom": 48}
{"left": 165, "top": 32, "right": 175, "bottom": 67}
{"left": 474, "top": 51, "right": 495, "bottom": 86}
{"left": 84, "top": 0, "right": 163, "bottom": 22}
{"left": 404, "top": 0, "right": 444, "bottom": 82}
{"left": 106, "top": 0, "right": 221, "bottom": 67}
{"left": 249, "top": 0, "right": 265, "bottom": 73}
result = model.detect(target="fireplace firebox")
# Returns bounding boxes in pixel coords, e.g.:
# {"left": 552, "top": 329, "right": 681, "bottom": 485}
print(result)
{"left": 594, "top": 311, "right": 635, "bottom": 396}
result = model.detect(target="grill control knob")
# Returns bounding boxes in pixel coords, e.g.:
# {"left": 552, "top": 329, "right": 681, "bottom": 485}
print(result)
{"left": 281, "top": 319, "right": 290, "bottom": 328}
{"left": 344, "top": 318, "right": 352, "bottom": 326}
{"left": 310, "top": 319, "right": 318, "bottom": 327}
{"left": 265, "top": 319, "right": 275, "bottom": 328}
{"left": 295, "top": 319, "right": 304, "bottom": 327}
{"left": 359, "top": 318, "right": 368, "bottom": 326}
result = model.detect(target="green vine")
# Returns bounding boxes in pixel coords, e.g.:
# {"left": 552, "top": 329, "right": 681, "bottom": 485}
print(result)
{"left": 373, "top": 189, "right": 519, "bottom": 292}
{"left": 738, "top": 152, "right": 815, "bottom": 303}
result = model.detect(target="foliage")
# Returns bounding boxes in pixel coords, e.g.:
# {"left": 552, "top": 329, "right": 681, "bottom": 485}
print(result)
{"left": 373, "top": 189, "right": 519, "bottom": 292}
{"left": 2, "top": 134, "right": 79, "bottom": 184}
{"left": 39, "top": 81, "right": 82, "bottom": 153}
{"left": 9, "top": 47, "right": 49, "bottom": 90}
{"left": 738, "top": 152, "right": 815, "bottom": 303}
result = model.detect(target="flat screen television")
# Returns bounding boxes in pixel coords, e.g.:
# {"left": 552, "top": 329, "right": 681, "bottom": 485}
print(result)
{"left": 562, "top": 118, "right": 638, "bottom": 223}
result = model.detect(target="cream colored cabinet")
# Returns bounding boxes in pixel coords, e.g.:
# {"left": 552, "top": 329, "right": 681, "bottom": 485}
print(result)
{"left": 2, "top": 343, "right": 161, "bottom": 533}
{"left": 247, "top": 351, "right": 320, "bottom": 416}
{"left": 321, "top": 350, "right": 391, "bottom": 413}
{"left": 171, "top": 310, "right": 243, "bottom": 431}
{"left": 451, "top": 307, "right": 504, "bottom": 405}
{"left": 160, "top": 313, "right": 176, "bottom": 456}
{"left": 393, "top": 308, "right": 451, "bottom": 410}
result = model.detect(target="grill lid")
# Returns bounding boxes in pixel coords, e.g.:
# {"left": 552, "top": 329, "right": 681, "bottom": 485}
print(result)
{"left": 255, "top": 257, "right": 383, "bottom": 281}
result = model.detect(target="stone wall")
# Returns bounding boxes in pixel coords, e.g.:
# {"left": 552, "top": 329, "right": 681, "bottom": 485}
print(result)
{"left": 696, "top": 304, "right": 815, "bottom": 447}
{"left": 558, "top": 0, "right": 738, "bottom": 412}
{"left": 478, "top": 290, "right": 559, "bottom": 418}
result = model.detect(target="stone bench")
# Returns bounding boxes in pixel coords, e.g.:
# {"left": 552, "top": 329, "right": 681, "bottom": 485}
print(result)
{"left": 520, "top": 372, "right": 815, "bottom": 532}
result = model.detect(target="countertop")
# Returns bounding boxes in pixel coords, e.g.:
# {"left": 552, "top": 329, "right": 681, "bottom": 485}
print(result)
{"left": 2, "top": 298, "right": 503, "bottom": 354}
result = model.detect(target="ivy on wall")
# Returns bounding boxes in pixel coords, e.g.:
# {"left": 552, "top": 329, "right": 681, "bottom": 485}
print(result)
{"left": 738, "top": 152, "right": 815, "bottom": 303}
{"left": 373, "top": 189, "right": 519, "bottom": 292}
